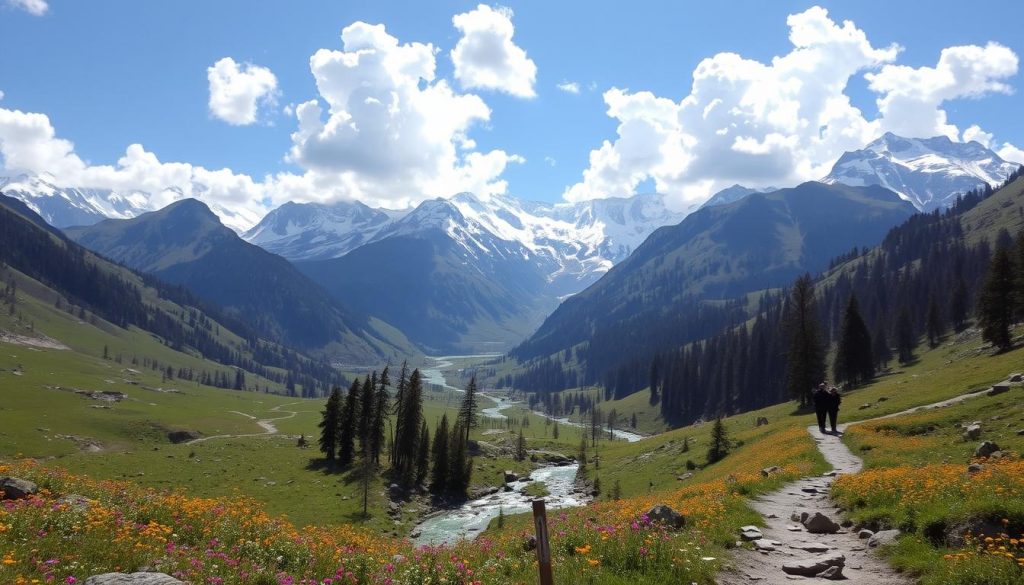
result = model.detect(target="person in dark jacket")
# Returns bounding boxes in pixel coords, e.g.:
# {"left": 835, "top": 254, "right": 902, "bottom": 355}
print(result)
{"left": 812, "top": 382, "right": 829, "bottom": 433}
{"left": 826, "top": 386, "right": 842, "bottom": 433}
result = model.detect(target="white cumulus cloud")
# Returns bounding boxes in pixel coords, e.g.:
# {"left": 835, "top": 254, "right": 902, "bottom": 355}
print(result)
{"left": 451, "top": 4, "right": 537, "bottom": 98}
{"left": 565, "top": 6, "right": 1020, "bottom": 207}
{"left": 283, "top": 21, "right": 521, "bottom": 208}
{"left": 7, "top": 0, "right": 47, "bottom": 16}
{"left": 207, "top": 57, "right": 279, "bottom": 126}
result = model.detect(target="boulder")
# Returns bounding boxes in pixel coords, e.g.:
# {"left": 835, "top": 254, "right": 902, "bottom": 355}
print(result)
{"left": 1009, "top": 373, "right": 1023, "bottom": 383}
{"left": 987, "top": 384, "right": 1010, "bottom": 397}
{"left": 791, "top": 542, "right": 830, "bottom": 553}
{"left": 85, "top": 574, "right": 185, "bottom": 585}
{"left": 166, "top": 430, "right": 201, "bottom": 444}
{"left": 802, "top": 512, "right": 840, "bottom": 534}
{"left": 503, "top": 470, "right": 519, "bottom": 483}
{"left": 791, "top": 511, "right": 809, "bottom": 523}
{"left": 646, "top": 504, "right": 685, "bottom": 529}
{"left": 858, "top": 529, "right": 874, "bottom": 539}
{"left": 963, "top": 423, "right": 982, "bottom": 440}
{"left": 782, "top": 553, "right": 845, "bottom": 577}
{"left": 944, "top": 517, "right": 1006, "bottom": 548}
{"left": 760, "top": 466, "right": 781, "bottom": 477}
{"left": 739, "top": 525, "right": 763, "bottom": 541}
{"left": 967, "top": 463, "right": 984, "bottom": 473}
{"left": 0, "top": 477, "right": 38, "bottom": 500}
{"left": 868, "top": 529, "right": 901, "bottom": 548}
{"left": 753, "top": 539, "right": 776, "bottom": 551}
{"left": 816, "top": 565, "right": 844, "bottom": 580}
{"left": 974, "top": 441, "right": 1000, "bottom": 458}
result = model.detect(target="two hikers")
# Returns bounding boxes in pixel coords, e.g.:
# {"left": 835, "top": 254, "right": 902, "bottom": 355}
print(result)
{"left": 812, "top": 382, "right": 842, "bottom": 433}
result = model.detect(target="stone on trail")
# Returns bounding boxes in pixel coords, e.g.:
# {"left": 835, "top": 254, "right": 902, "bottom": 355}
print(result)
{"left": 791, "top": 510, "right": 809, "bottom": 523}
{"left": 987, "top": 383, "right": 1010, "bottom": 396}
{"left": 802, "top": 512, "right": 840, "bottom": 534}
{"left": 858, "top": 528, "right": 874, "bottom": 539}
{"left": 85, "top": 573, "right": 185, "bottom": 585}
{"left": 1009, "top": 373, "right": 1022, "bottom": 383}
{"left": 647, "top": 504, "right": 686, "bottom": 529}
{"left": 816, "top": 565, "right": 844, "bottom": 579}
{"left": 0, "top": 477, "right": 38, "bottom": 500}
{"left": 963, "top": 424, "right": 982, "bottom": 440}
{"left": 791, "top": 542, "right": 830, "bottom": 553}
{"left": 753, "top": 539, "right": 776, "bottom": 551}
{"left": 739, "top": 525, "right": 763, "bottom": 541}
{"left": 781, "top": 552, "right": 845, "bottom": 577}
{"left": 868, "top": 529, "right": 901, "bottom": 548}
{"left": 974, "top": 441, "right": 1000, "bottom": 458}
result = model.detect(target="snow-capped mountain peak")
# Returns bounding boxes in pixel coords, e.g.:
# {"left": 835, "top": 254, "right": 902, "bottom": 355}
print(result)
{"left": 823, "top": 133, "right": 1019, "bottom": 211}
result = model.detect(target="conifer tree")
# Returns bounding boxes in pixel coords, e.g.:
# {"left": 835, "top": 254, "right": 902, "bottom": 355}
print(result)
{"left": 785, "top": 274, "right": 825, "bottom": 407}
{"left": 430, "top": 414, "right": 450, "bottom": 494}
{"left": 370, "top": 366, "right": 390, "bottom": 464}
{"left": 358, "top": 373, "right": 376, "bottom": 455}
{"left": 394, "top": 369, "right": 424, "bottom": 486}
{"left": 457, "top": 376, "right": 479, "bottom": 444}
{"left": 338, "top": 379, "right": 360, "bottom": 466}
{"left": 1014, "top": 231, "right": 1024, "bottom": 319}
{"left": 318, "top": 386, "right": 342, "bottom": 460}
{"left": 706, "top": 416, "right": 730, "bottom": 464}
{"left": 949, "top": 276, "right": 969, "bottom": 332}
{"left": 833, "top": 294, "right": 874, "bottom": 387}
{"left": 896, "top": 307, "right": 916, "bottom": 364}
{"left": 926, "top": 295, "right": 945, "bottom": 347}
{"left": 390, "top": 362, "right": 410, "bottom": 464}
{"left": 515, "top": 428, "right": 526, "bottom": 461}
{"left": 978, "top": 247, "right": 1015, "bottom": 351}
{"left": 416, "top": 420, "right": 430, "bottom": 486}
{"left": 447, "top": 420, "right": 472, "bottom": 495}
{"left": 872, "top": 321, "right": 892, "bottom": 371}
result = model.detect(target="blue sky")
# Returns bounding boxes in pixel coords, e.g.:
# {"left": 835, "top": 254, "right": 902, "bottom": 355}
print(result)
{"left": 1, "top": 0, "right": 1022, "bottom": 224}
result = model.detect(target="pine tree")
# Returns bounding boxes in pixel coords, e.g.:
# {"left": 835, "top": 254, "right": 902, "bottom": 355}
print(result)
{"left": 338, "top": 379, "right": 360, "bottom": 467}
{"left": 896, "top": 307, "right": 916, "bottom": 364}
{"left": 785, "top": 274, "right": 826, "bottom": 407}
{"left": 394, "top": 369, "right": 424, "bottom": 486}
{"left": 706, "top": 417, "right": 730, "bottom": 464}
{"left": 515, "top": 428, "right": 526, "bottom": 461}
{"left": 872, "top": 321, "right": 892, "bottom": 371}
{"left": 833, "top": 294, "right": 874, "bottom": 387}
{"left": 318, "top": 386, "right": 342, "bottom": 460}
{"left": 978, "top": 247, "right": 1015, "bottom": 351}
{"left": 949, "top": 276, "right": 969, "bottom": 332}
{"left": 631, "top": 412, "right": 637, "bottom": 429}
{"left": 430, "top": 414, "right": 450, "bottom": 494}
{"left": 447, "top": 421, "right": 471, "bottom": 495}
{"left": 370, "top": 367, "right": 390, "bottom": 465}
{"left": 457, "top": 376, "right": 479, "bottom": 444}
{"left": 648, "top": 357, "right": 661, "bottom": 406}
{"left": 926, "top": 295, "right": 945, "bottom": 348}
{"left": 358, "top": 373, "right": 376, "bottom": 455}
{"left": 1014, "top": 231, "right": 1024, "bottom": 319}
{"left": 389, "top": 362, "right": 409, "bottom": 463}
{"left": 416, "top": 420, "right": 430, "bottom": 486}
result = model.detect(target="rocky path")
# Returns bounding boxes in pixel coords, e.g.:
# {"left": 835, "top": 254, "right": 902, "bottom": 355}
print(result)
{"left": 186, "top": 401, "right": 305, "bottom": 444}
{"left": 717, "top": 385, "right": 1001, "bottom": 584}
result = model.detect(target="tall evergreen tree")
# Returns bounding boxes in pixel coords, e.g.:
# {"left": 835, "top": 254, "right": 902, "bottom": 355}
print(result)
{"left": 338, "top": 379, "right": 360, "bottom": 466}
{"left": 1014, "top": 231, "right": 1024, "bottom": 319}
{"left": 457, "top": 376, "right": 479, "bottom": 444}
{"left": 926, "top": 295, "right": 946, "bottom": 348}
{"left": 370, "top": 366, "right": 390, "bottom": 464}
{"left": 394, "top": 369, "right": 424, "bottom": 486}
{"left": 430, "top": 414, "right": 450, "bottom": 494}
{"left": 416, "top": 420, "right": 430, "bottom": 486}
{"left": 706, "top": 416, "right": 730, "bottom": 464}
{"left": 949, "top": 276, "right": 970, "bottom": 332}
{"left": 390, "top": 362, "right": 410, "bottom": 464}
{"left": 785, "top": 274, "right": 826, "bottom": 407}
{"left": 318, "top": 386, "right": 342, "bottom": 460}
{"left": 515, "top": 428, "right": 526, "bottom": 461}
{"left": 833, "top": 294, "right": 874, "bottom": 387}
{"left": 447, "top": 420, "right": 471, "bottom": 495}
{"left": 872, "top": 321, "right": 892, "bottom": 371}
{"left": 358, "top": 373, "right": 376, "bottom": 455}
{"left": 896, "top": 307, "right": 916, "bottom": 364}
{"left": 978, "top": 247, "right": 1016, "bottom": 351}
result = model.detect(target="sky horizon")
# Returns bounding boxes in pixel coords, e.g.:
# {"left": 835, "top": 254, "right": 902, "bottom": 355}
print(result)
{"left": 2, "top": 0, "right": 1023, "bottom": 224}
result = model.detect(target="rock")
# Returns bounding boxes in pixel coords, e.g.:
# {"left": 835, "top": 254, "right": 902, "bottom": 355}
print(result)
{"left": 974, "top": 441, "right": 1000, "bottom": 458}
{"left": 0, "top": 477, "right": 38, "bottom": 500}
{"left": 988, "top": 384, "right": 1010, "bottom": 396}
{"left": 166, "top": 430, "right": 201, "bottom": 444}
{"left": 868, "top": 529, "right": 901, "bottom": 548}
{"left": 816, "top": 565, "right": 844, "bottom": 579}
{"left": 85, "top": 573, "right": 185, "bottom": 585}
{"left": 503, "top": 470, "right": 518, "bottom": 483}
{"left": 646, "top": 504, "right": 686, "bottom": 529}
{"left": 676, "top": 472, "right": 693, "bottom": 481}
{"left": 858, "top": 529, "right": 874, "bottom": 539}
{"left": 963, "top": 424, "right": 982, "bottom": 440}
{"left": 877, "top": 396, "right": 888, "bottom": 402}
{"left": 791, "top": 511, "right": 809, "bottom": 523}
{"left": 802, "top": 512, "right": 840, "bottom": 534}
{"left": 859, "top": 403, "right": 872, "bottom": 410}
{"left": 739, "top": 525, "right": 763, "bottom": 541}
{"left": 753, "top": 539, "right": 776, "bottom": 551}
{"left": 761, "top": 466, "right": 781, "bottom": 477}
{"left": 944, "top": 517, "right": 1006, "bottom": 547}
{"left": 967, "top": 463, "right": 984, "bottom": 473}
{"left": 782, "top": 553, "right": 845, "bottom": 577}
{"left": 522, "top": 535, "right": 537, "bottom": 552}
{"left": 57, "top": 493, "right": 92, "bottom": 511}
{"left": 1009, "top": 373, "right": 1023, "bottom": 383}
{"left": 791, "top": 542, "right": 830, "bottom": 552}
{"left": 755, "top": 416, "right": 769, "bottom": 427}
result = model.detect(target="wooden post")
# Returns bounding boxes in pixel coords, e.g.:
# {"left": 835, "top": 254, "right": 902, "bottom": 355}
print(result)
{"left": 532, "top": 499, "right": 554, "bottom": 585}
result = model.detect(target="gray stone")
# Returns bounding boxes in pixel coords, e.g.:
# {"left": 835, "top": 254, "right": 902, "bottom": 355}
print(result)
{"left": 802, "top": 512, "right": 840, "bottom": 534}
{"left": 791, "top": 542, "right": 830, "bottom": 552}
{"left": 858, "top": 529, "right": 874, "bottom": 539}
{"left": 503, "top": 470, "right": 518, "bottom": 483}
{"left": 987, "top": 384, "right": 1010, "bottom": 396}
{"left": 967, "top": 463, "right": 984, "bottom": 473}
{"left": 647, "top": 504, "right": 685, "bottom": 529}
{"left": 791, "top": 510, "right": 809, "bottom": 523}
{"left": 0, "top": 477, "right": 38, "bottom": 500}
{"left": 868, "top": 529, "right": 901, "bottom": 548}
{"left": 676, "top": 472, "right": 694, "bottom": 481}
{"left": 944, "top": 517, "right": 1006, "bottom": 548}
{"left": 963, "top": 424, "right": 982, "bottom": 440}
{"left": 760, "top": 466, "right": 782, "bottom": 477}
{"left": 974, "top": 441, "right": 1000, "bottom": 458}
{"left": 740, "top": 525, "right": 763, "bottom": 541}
{"left": 816, "top": 565, "right": 844, "bottom": 579}
{"left": 859, "top": 403, "right": 872, "bottom": 410}
{"left": 753, "top": 539, "right": 776, "bottom": 551}
{"left": 782, "top": 553, "right": 845, "bottom": 576}
{"left": 1009, "top": 373, "right": 1023, "bottom": 383}
{"left": 85, "top": 573, "right": 185, "bottom": 585}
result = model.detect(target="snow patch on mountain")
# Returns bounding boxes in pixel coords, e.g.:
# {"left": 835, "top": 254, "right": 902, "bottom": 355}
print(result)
{"left": 823, "top": 133, "right": 1020, "bottom": 211}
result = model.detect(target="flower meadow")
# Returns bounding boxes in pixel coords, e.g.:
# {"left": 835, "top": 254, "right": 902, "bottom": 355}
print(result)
{"left": 832, "top": 459, "right": 1024, "bottom": 584}
{"left": 0, "top": 427, "right": 821, "bottom": 585}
